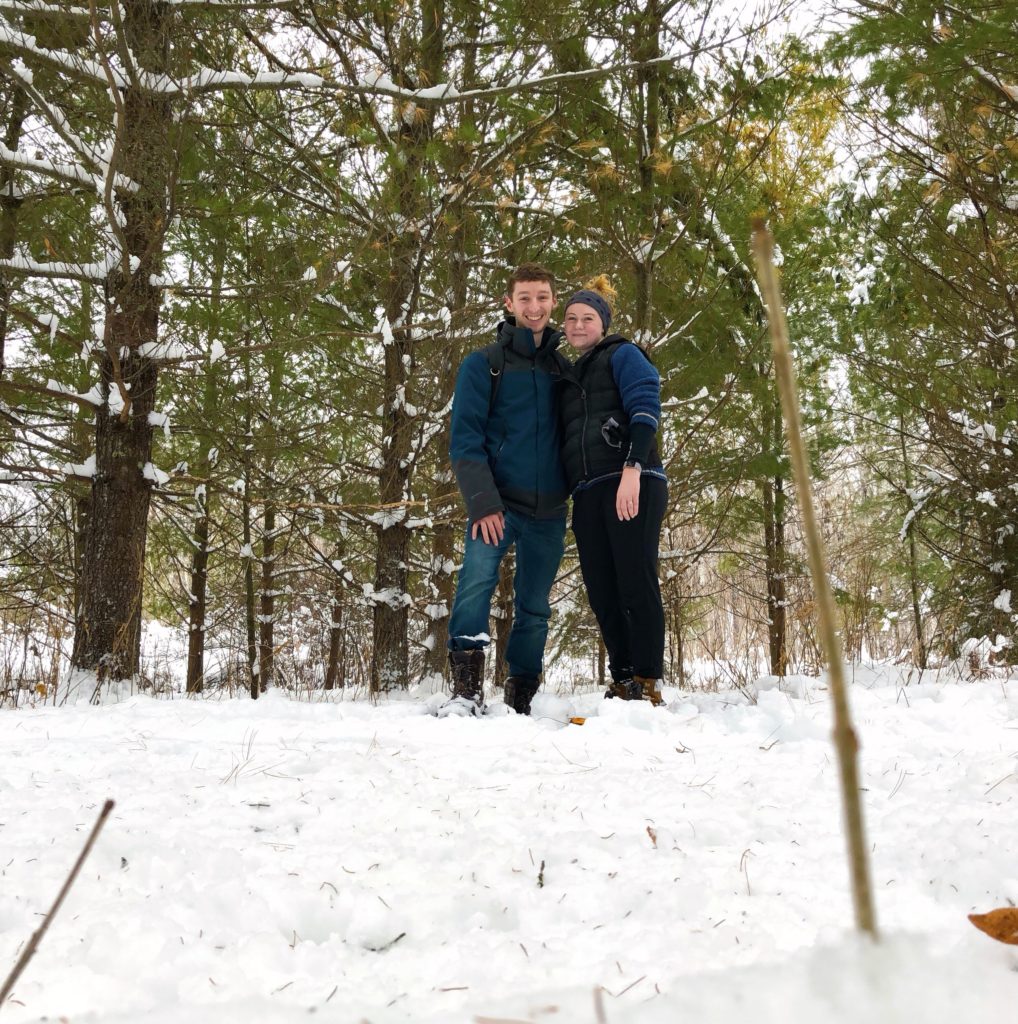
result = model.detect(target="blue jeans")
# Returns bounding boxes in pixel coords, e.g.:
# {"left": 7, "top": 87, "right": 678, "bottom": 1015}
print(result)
{"left": 447, "top": 511, "right": 566, "bottom": 679}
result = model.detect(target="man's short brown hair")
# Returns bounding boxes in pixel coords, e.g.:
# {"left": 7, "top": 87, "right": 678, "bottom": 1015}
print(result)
{"left": 507, "top": 262, "right": 556, "bottom": 296}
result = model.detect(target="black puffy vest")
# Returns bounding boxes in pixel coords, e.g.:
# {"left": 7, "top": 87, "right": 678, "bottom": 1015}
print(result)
{"left": 558, "top": 335, "right": 662, "bottom": 492}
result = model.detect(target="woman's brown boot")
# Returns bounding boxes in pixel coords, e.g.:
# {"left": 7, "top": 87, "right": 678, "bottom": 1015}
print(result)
{"left": 634, "top": 675, "right": 664, "bottom": 706}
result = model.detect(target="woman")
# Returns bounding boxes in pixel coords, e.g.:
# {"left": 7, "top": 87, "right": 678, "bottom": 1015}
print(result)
{"left": 559, "top": 277, "right": 668, "bottom": 705}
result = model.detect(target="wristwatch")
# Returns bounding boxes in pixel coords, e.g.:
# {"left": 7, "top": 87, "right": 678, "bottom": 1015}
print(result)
{"left": 624, "top": 459, "right": 642, "bottom": 471}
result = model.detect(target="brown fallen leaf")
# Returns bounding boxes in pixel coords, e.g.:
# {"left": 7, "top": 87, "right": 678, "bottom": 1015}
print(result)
{"left": 646, "top": 826, "right": 658, "bottom": 849}
{"left": 969, "top": 908, "right": 1018, "bottom": 945}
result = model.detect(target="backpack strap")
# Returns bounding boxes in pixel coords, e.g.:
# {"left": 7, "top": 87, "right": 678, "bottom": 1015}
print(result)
{"left": 601, "top": 337, "right": 654, "bottom": 367}
{"left": 483, "top": 339, "right": 507, "bottom": 416}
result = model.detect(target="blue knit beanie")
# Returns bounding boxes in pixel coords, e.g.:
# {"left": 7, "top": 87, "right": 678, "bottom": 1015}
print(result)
{"left": 564, "top": 289, "right": 612, "bottom": 331}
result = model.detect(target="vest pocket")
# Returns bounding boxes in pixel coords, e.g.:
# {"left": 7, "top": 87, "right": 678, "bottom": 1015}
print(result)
{"left": 600, "top": 415, "right": 625, "bottom": 449}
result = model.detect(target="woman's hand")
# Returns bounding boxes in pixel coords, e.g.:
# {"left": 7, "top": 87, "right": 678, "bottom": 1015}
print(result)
{"left": 616, "top": 466, "right": 641, "bottom": 521}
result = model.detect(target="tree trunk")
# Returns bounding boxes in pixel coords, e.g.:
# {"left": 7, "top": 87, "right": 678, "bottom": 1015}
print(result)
{"left": 423, "top": 4, "right": 480, "bottom": 683}
{"left": 493, "top": 552, "right": 514, "bottom": 689}
{"left": 631, "top": 0, "right": 660, "bottom": 341}
{"left": 763, "top": 471, "right": 787, "bottom": 676}
{"left": 371, "top": 346, "right": 412, "bottom": 692}
{"left": 185, "top": 240, "right": 225, "bottom": 694}
{"left": 674, "top": 609, "right": 686, "bottom": 688}
{"left": 424, "top": 241, "right": 472, "bottom": 678}
{"left": 761, "top": 376, "right": 787, "bottom": 677}
{"left": 258, "top": 501, "right": 276, "bottom": 690}
{"left": 70, "top": 1, "right": 172, "bottom": 688}
{"left": 185, "top": 503, "right": 209, "bottom": 694}
{"left": 898, "top": 414, "right": 928, "bottom": 669}
{"left": 425, "top": 518, "right": 457, "bottom": 678}
{"left": 0, "top": 85, "right": 28, "bottom": 379}
{"left": 242, "top": 334, "right": 258, "bottom": 698}
{"left": 72, "top": 353, "right": 158, "bottom": 685}
{"left": 370, "top": 1, "right": 444, "bottom": 693}
{"left": 324, "top": 562, "right": 345, "bottom": 690}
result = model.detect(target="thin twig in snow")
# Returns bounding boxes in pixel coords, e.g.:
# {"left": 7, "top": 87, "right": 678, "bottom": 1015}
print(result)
{"left": 0, "top": 799, "right": 115, "bottom": 1007}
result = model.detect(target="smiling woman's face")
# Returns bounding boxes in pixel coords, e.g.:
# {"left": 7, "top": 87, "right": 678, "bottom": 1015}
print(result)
{"left": 563, "top": 303, "right": 603, "bottom": 352}
{"left": 504, "top": 280, "right": 556, "bottom": 338}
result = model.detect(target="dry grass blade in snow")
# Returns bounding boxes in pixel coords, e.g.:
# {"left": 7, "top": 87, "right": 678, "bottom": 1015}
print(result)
{"left": 750, "top": 218, "right": 878, "bottom": 939}
{"left": 0, "top": 799, "right": 116, "bottom": 1007}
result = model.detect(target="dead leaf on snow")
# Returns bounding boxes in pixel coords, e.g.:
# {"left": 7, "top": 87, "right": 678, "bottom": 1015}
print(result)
{"left": 968, "top": 908, "right": 1018, "bottom": 945}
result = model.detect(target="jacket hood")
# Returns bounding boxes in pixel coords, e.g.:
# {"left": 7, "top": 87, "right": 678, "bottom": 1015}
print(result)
{"left": 498, "top": 316, "right": 563, "bottom": 356}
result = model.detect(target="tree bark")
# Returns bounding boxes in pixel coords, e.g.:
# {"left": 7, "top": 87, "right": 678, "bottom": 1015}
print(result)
{"left": 898, "top": 413, "right": 928, "bottom": 669}
{"left": 258, "top": 501, "right": 276, "bottom": 690}
{"left": 632, "top": 0, "right": 661, "bottom": 339}
{"left": 493, "top": 553, "right": 514, "bottom": 690}
{"left": 70, "top": 1, "right": 172, "bottom": 687}
{"left": 0, "top": 85, "right": 28, "bottom": 379}
{"left": 324, "top": 556, "right": 345, "bottom": 690}
{"left": 242, "top": 332, "right": 258, "bottom": 698}
{"left": 185, "top": 238, "right": 225, "bottom": 694}
{"left": 370, "top": 0, "right": 443, "bottom": 692}
{"left": 762, "top": 475, "right": 788, "bottom": 676}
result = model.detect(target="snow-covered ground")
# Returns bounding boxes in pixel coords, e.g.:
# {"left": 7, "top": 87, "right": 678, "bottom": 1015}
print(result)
{"left": 2, "top": 666, "right": 1018, "bottom": 1022}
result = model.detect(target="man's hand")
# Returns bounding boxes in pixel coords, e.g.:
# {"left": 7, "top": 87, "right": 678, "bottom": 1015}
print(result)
{"left": 616, "top": 467, "right": 641, "bottom": 521}
{"left": 471, "top": 511, "right": 505, "bottom": 545}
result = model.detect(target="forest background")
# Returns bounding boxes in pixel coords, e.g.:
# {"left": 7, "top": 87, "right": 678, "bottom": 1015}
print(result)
{"left": 1, "top": 0, "right": 1015, "bottom": 703}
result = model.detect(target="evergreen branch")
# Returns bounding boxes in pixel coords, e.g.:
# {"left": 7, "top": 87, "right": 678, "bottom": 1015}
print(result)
{"left": 0, "top": 377, "right": 102, "bottom": 410}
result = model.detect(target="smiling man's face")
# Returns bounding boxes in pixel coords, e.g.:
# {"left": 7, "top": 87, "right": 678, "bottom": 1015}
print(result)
{"left": 504, "top": 279, "right": 556, "bottom": 341}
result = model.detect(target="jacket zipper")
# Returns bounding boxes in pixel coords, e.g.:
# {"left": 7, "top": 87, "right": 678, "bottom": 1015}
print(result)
{"left": 532, "top": 364, "right": 539, "bottom": 512}
{"left": 580, "top": 385, "right": 590, "bottom": 480}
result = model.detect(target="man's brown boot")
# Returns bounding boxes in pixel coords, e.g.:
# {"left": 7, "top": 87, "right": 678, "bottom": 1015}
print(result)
{"left": 634, "top": 675, "right": 664, "bottom": 706}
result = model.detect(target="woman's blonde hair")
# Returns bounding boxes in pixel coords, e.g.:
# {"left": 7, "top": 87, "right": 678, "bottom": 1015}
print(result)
{"left": 582, "top": 274, "right": 617, "bottom": 311}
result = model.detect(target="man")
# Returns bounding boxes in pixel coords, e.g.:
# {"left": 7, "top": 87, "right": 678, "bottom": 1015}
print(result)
{"left": 441, "top": 263, "right": 568, "bottom": 717}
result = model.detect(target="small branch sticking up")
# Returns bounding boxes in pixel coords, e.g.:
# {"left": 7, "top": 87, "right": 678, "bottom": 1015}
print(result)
{"left": 750, "top": 219, "right": 878, "bottom": 940}
{"left": 0, "top": 800, "right": 116, "bottom": 1006}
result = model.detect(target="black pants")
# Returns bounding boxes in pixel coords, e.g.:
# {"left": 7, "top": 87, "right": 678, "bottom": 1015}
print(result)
{"left": 571, "top": 475, "right": 667, "bottom": 681}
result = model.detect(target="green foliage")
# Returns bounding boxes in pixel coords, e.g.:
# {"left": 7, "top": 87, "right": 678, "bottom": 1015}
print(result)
{"left": 828, "top": 2, "right": 1018, "bottom": 654}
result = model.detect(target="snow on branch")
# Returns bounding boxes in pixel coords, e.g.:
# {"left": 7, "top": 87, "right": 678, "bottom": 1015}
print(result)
{"left": 0, "top": 1, "right": 90, "bottom": 14}
{"left": 0, "top": 252, "right": 121, "bottom": 282}
{"left": 136, "top": 50, "right": 721, "bottom": 105}
{"left": 45, "top": 379, "right": 102, "bottom": 406}
{"left": 0, "top": 141, "right": 137, "bottom": 194}
{"left": 2, "top": 60, "right": 137, "bottom": 191}
{"left": 164, "top": 0, "right": 304, "bottom": 6}
{"left": 0, "top": 376, "right": 101, "bottom": 410}
{"left": 0, "top": 22, "right": 120, "bottom": 87}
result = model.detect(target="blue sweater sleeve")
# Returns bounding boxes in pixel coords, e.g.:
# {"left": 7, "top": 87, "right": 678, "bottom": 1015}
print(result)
{"left": 611, "top": 344, "right": 661, "bottom": 464}
{"left": 449, "top": 352, "right": 505, "bottom": 521}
